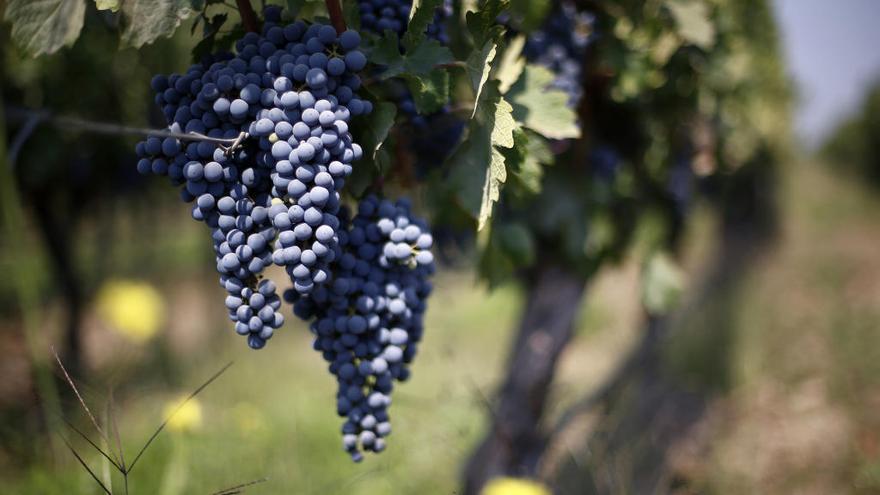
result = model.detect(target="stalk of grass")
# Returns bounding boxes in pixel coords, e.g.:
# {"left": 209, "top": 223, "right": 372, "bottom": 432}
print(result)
{"left": 55, "top": 357, "right": 255, "bottom": 494}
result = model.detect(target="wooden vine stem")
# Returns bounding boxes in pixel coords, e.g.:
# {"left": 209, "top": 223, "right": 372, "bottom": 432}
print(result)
{"left": 325, "top": 0, "right": 347, "bottom": 34}
{"left": 235, "top": 0, "right": 260, "bottom": 33}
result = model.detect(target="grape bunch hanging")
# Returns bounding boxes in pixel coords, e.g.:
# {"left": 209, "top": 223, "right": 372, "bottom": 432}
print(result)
{"left": 134, "top": 6, "right": 434, "bottom": 461}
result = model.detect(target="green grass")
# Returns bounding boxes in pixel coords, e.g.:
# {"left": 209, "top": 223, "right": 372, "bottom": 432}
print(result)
{"left": 3, "top": 160, "right": 880, "bottom": 494}
{"left": 3, "top": 271, "right": 525, "bottom": 495}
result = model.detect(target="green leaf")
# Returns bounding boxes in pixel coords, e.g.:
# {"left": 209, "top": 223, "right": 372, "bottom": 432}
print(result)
{"left": 404, "top": 38, "right": 454, "bottom": 74}
{"left": 448, "top": 83, "right": 519, "bottom": 229}
{"left": 448, "top": 125, "right": 491, "bottom": 217}
{"left": 191, "top": 12, "right": 228, "bottom": 62}
{"left": 465, "top": 0, "right": 509, "bottom": 46}
{"left": 491, "top": 96, "right": 516, "bottom": 148}
{"left": 402, "top": 0, "right": 441, "bottom": 50}
{"left": 508, "top": 0, "right": 551, "bottom": 32}
{"left": 348, "top": 101, "right": 396, "bottom": 196}
{"left": 497, "top": 222, "right": 535, "bottom": 266}
{"left": 371, "top": 34, "right": 453, "bottom": 80}
{"left": 666, "top": 0, "right": 715, "bottom": 50}
{"left": 4, "top": 0, "right": 86, "bottom": 56}
{"left": 642, "top": 252, "right": 685, "bottom": 315}
{"left": 507, "top": 64, "right": 580, "bottom": 140}
{"left": 358, "top": 101, "right": 397, "bottom": 164}
{"left": 496, "top": 35, "right": 526, "bottom": 93}
{"left": 466, "top": 40, "right": 497, "bottom": 118}
{"left": 120, "top": 0, "right": 200, "bottom": 48}
{"left": 402, "top": 69, "right": 450, "bottom": 114}
{"left": 505, "top": 129, "right": 551, "bottom": 194}
{"left": 478, "top": 147, "right": 507, "bottom": 230}
{"left": 370, "top": 31, "right": 406, "bottom": 78}
{"left": 477, "top": 219, "right": 536, "bottom": 287}
{"left": 96, "top": 0, "right": 121, "bottom": 12}
{"left": 342, "top": 0, "right": 360, "bottom": 28}
{"left": 462, "top": 0, "right": 507, "bottom": 116}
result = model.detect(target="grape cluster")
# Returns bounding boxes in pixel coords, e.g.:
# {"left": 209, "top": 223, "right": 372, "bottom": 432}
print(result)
{"left": 358, "top": 0, "right": 410, "bottom": 36}
{"left": 134, "top": 6, "right": 372, "bottom": 348}
{"left": 522, "top": 1, "right": 594, "bottom": 107}
{"left": 426, "top": 0, "right": 453, "bottom": 45}
{"left": 289, "top": 196, "right": 435, "bottom": 461}
{"left": 358, "top": 0, "right": 451, "bottom": 41}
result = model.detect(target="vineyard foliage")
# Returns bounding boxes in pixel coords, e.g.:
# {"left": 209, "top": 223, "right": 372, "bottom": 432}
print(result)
{"left": 3, "top": 0, "right": 790, "bottom": 291}
{"left": 0, "top": 0, "right": 794, "bottom": 485}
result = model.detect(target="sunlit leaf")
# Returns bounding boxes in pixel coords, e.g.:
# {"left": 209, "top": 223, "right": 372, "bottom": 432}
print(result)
{"left": 120, "top": 0, "right": 201, "bottom": 48}
{"left": 507, "top": 65, "right": 580, "bottom": 140}
{"left": 4, "top": 0, "right": 86, "bottom": 56}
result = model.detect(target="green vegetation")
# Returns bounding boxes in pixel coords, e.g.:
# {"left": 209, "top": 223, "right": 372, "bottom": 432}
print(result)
{"left": 821, "top": 79, "right": 880, "bottom": 186}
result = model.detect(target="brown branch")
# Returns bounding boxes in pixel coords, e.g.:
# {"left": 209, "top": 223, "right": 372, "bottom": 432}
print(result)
{"left": 235, "top": 0, "right": 260, "bottom": 33}
{"left": 325, "top": 0, "right": 347, "bottom": 34}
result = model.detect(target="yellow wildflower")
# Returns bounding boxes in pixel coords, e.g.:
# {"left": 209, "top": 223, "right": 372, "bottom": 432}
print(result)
{"left": 481, "top": 477, "right": 552, "bottom": 495}
{"left": 96, "top": 279, "right": 166, "bottom": 342}
{"left": 164, "top": 396, "right": 203, "bottom": 433}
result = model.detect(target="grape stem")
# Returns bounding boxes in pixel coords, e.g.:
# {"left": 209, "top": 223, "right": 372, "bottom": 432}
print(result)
{"left": 234, "top": 0, "right": 260, "bottom": 33}
{"left": 3, "top": 106, "right": 249, "bottom": 167}
{"left": 324, "top": 0, "right": 347, "bottom": 34}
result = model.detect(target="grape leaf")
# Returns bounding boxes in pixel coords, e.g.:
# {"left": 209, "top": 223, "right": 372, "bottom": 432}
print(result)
{"left": 491, "top": 95, "right": 516, "bottom": 148}
{"left": 341, "top": 0, "right": 360, "bottom": 29}
{"left": 462, "top": 0, "right": 508, "bottom": 117}
{"left": 466, "top": 40, "right": 497, "bottom": 118}
{"left": 371, "top": 33, "right": 453, "bottom": 79}
{"left": 465, "top": 0, "right": 509, "bottom": 45}
{"left": 4, "top": 0, "right": 86, "bottom": 56}
{"left": 96, "top": 0, "right": 121, "bottom": 12}
{"left": 120, "top": 0, "right": 201, "bottom": 48}
{"left": 449, "top": 83, "right": 519, "bottom": 230}
{"left": 357, "top": 101, "right": 397, "bottom": 165}
{"left": 402, "top": 69, "right": 450, "bottom": 114}
{"left": 478, "top": 147, "right": 508, "bottom": 230}
{"left": 370, "top": 31, "right": 406, "bottom": 77}
{"left": 507, "top": 64, "right": 580, "bottom": 140}
{"left": 666, "top": 0, "right": 715, "bottom": 50}
{"left": 190, "top": 12, "right": 228, "bottom": 63}
{"left": 497, "top": 222, "right": 535, "bottom": 266}
{"left": 403, "top": 0, "right": 441, "bottom": 50}
{"left": 504, "top": 129, "right": 551, "bottom": 194}
{"left": 405, "top": 38, "right": 454, "bottom": 74}
{"left": 496, "top": 35, "right": 526, "bottom": 93}
{"left": 348, "top": 102, "right": 396, "bottom": 197}
{"left": 508, "top": 0, "right": 551, "bottom": 32}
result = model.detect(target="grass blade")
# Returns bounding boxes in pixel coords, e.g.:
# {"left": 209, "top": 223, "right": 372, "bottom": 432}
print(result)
{"left": 61, "top": 435, "right": 112, "bottom": 495}
{"left": 128, "top": 361, "right": 233, "bottom": 473}
{"left": 108, "top": 387, "right": 127, "bottom": 472}
{"left": 61, "top": 417, "right": 122, "bottom": 472}
{"left": 51, "top": 346, "right": 108, "bottom": 444}
{"left": 211, "top": 477, "right": 268, "bottom": 495}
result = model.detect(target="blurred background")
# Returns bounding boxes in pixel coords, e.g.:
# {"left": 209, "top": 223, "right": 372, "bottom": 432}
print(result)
{"left": 1, "top": 0, "right": 879, "bottom": 494}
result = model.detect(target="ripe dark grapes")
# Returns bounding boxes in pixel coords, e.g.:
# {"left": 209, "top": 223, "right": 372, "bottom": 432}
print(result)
{"left": 133, "top": 5, "right": 438, "bottom": 462}
{"left": 289, "top": 195, "right": 435, "bottom": 461}
{"left": 357, "top": 0, "right": 451, "bottom": 41}
{"left": 522, "top": 1, "right": 594, "bottom": 107}
{"left": 135, "top": 6, "right": 371, "bottom": 348}
{"left": 358, "top": 0, "right": 412, "bottom": 37}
